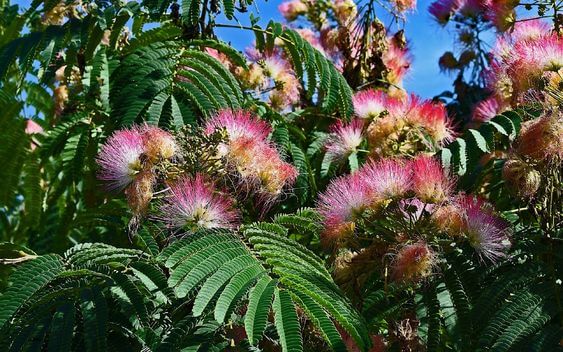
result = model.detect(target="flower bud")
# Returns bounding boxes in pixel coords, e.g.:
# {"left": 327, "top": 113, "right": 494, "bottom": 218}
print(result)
{"left": 391, "top": 242, "right": 435, "bottom": 283}
{"left": 502, "top": 159, "right": 541, "bottom": 198}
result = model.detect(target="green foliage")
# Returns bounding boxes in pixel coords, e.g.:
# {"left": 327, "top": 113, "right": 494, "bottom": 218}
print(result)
{"left": 254, "top": 22, "right": 355, "bottom": 117}
{"left": 0, "top": 1, "right": 560, "bottom": 351}
{"left": 440, "top": 110, "right": 523, "bottom": 177}
{"left": 160, "top": 224, "right": 370, "bottom": 351}
{"left": 0, "top": 223, "right": 370, "bottom": 351}
{"left": 112, "top": 41, "right": 243, "bottom": 127}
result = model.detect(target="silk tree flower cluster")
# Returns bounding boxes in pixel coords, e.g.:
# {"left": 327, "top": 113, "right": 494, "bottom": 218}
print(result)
{"left": 97, "top": 125, "right": 177, "bottom": 214}
{"left": 158, "top": 174, "right": 240, "bottom": 231}
{"left": 317, "top": 155, "right": 511, "bottom": 284}
{"left": 242, "top": 48, "right": 302, "bottom": 111}
{"left": 350, "top": 89, "right": 454, "bottom": 158}
{"left": 324, "top": 119, "right": 365, "bottom": 165}
{"left": 472, "top": 20, "right": 563, "bottom": 121}
{"left": 206, "top": 47, "right": 300, "bottom": 111}
{"left": 210, "top": 46, "right": 301, "bottom": 111}
{"left": 501, "top": 111, "right": 562, "bottom": 198}
{"left": 96, "top": 110, "right": 297, "bottom": 231}
{"left": 277, "top": 0, "right": 413, "bottom": 94}
{"left": 203, "top": 110, "right": 298, "bottom": 206}
{"left": 280, "top": 0, "right": 416, "bottom": 22}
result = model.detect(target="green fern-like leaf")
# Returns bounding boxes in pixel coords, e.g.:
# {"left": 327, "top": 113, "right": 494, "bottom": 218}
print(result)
{"left": 273, "top": 288, "right": 303, "bottom": 352}
{"left": 80, "top": 287, "right": 108, "bottom": 352}
{"left": 161, "top": 225, "right": 369, "bottom": 350}
{"left": 112, "top": 42, "right": 243, "bottom": 126}
{"left": 254, "top": 23, "right": 354, "bottom": 117}
{"left": 440, "top": 110, "right": 523, "bottom": 176}
{"left": 46, "top": 303, "right": 75, "bottom": 352}
{"left": 245, "top": 276, "right": 276, "bottom": 344}
{"left": 0, "top": 254, "right": 63, "bottom": 329}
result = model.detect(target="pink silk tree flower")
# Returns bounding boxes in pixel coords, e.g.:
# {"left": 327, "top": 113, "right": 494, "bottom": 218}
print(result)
{"left": 205, "top": 109, "right": 298, "bottom": 207}
{"left": 97, "top": 127, "right": 145, "bottom": 192}
{"left": 204, "top": 109, "right": 272, "bottom": 142}
{"left": 515, "top": 112, "right": 563, "bottom": 163}
{"left": 278, "top": 0, "right": 308, "bottom": 21}
{"left": 251, "top": 144, "right": 299, "bottom": 203}
{"left": 318, "top": 173, "right": 372, "bottom": 224}
{"left": 497, "top": 19, "right": 551, "bottom": 50}
{"left": 325, "top": 119, "right": 365, "bottom": 164}
{"left": 406, "top": 97, "right": 455, "bottom": 145}
{"left": 353, "top": 89, "right": 391, "bottom": 120}
{"left": 472, "top": 96, "right": 505, "bottom": 123}
{"left": 359, "top": 158, "right": 412, "bottom": 201}
{"left": 484, "top": 0, "right": 517, "bottom": 31}
{"left": 141, "top": 125, "right": 177, "bottom": 162}
{"left": 464, "top": 206, "right": 511, "bottom": 263}
{"left": 391, "top": 0, "right": 417, "bottom": 13}
{"left": 317, "top": 173, "right": 372, "bottom": 248}
{"left": 382, "top": 38, "right": 412, "bottom": 85}
{"left": 159, "top": 174, "right": 240, "bottom": 231}
{"left": 411, "top": 155, "right": 454, "bottom": 203}
{"left": 392, "top": 242, "right": 436, "bottom": 282}
{"left": 510, "top": 35, "right": 563, "bottom": 92}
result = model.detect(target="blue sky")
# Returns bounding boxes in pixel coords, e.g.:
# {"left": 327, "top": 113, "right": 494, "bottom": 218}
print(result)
{"left": 14, "top": 0, "right": 467, "bottom": 98}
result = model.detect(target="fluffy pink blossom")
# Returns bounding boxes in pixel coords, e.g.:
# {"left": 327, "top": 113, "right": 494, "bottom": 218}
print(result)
{"left": 472, "top": 96, "right": 504, "bottom": 122}
{"left": 510, "top": 35, "right": 563, "bottom": 91}
{"left": 496, "top": 20, "right": 551, "bottom": 53}
{"left": 391, "top": 0, "right": 417, "bottom": 13}
{"left": 269, "top": 74, "right": 301, "bottom": 110}
{"left": 516, "top": 112, "right": 563, "bottom": 162}
{"left": 392, "top": 242, "right": 436, "bottom": 282}
{"left": 141, "top": 125, "right": 177, "bottom": 161}
{"left": 359, "top": 158, "right": 412, "bottom": 200}
{"left": 247, "top": 52, "right": 301, "bottom": 110}
{"left": 159, "top": 174, "right": 240, "bottom": 230}
{"left": 483, "top": 61, "right": 513, "bottom": 102}
{"left": 318, "top": 173, "right": 372, "bottom": 247}
{"left": 318, "top": 173, "right": 372, "bottom": 223}
{"left": 485, "top": 20, "right": 561, "bottom": 102}
{"left": 405, "top": 96, "right": 455, "bottom": 144}
{"left": 484, "top": 0, "right": 517, "bottom": 31}
{"left": 205, "top": 109, "right": 298, "bottom": 206}
{"left": 325, "top": 119, "right": 365, "bottom": 163}
{"left": 383, "top": 39, "right": 412, "bottom": 85}
{"left": 464, "top": 206, "right": 511, "bottom": 262}
{"left": 97, "top": 127, "right": 145, "bottom": 191}
{"left": 439, "top": 194, "right": 511, "bottom": 262}
{"left": 411, "top": 155, "right": 453, "bottom": 203}
{"left": 353, "top": 89, "right": 391, "bottom": 119}
{"left": 278, "top": 0, "right": 308, "bottom": 21}
{"left": 333, "top": 0, "right": 357, "bottom": 24}
{"left": 250, "top": 145, "right": 299, "bottom": 203}
{"left": 204, "top": 109, "right": 272, "bottom": 141}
